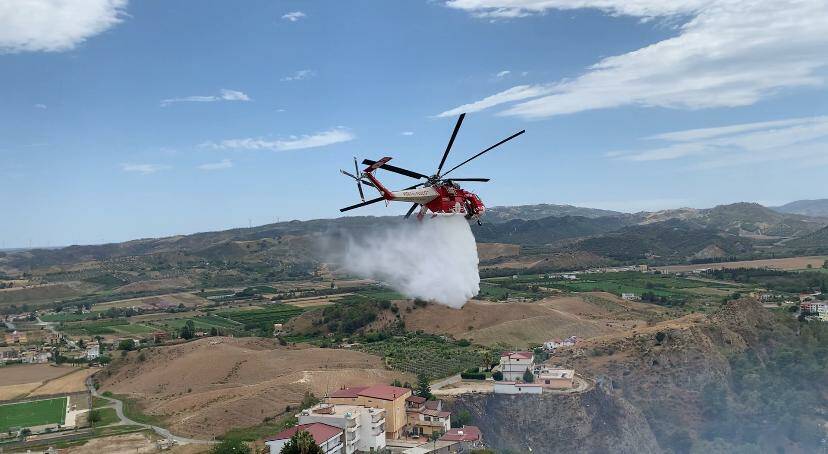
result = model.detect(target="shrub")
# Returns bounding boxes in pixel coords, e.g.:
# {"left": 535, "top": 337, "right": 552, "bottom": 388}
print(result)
{"left": 492, "top": 371, "right": 503, "bottom": 381}
{"left": 460, "top": 372, "right": 486, "bottom": 380}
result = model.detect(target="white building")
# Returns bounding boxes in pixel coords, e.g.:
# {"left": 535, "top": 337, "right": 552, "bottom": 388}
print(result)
{"left": 493, "top": 382, "right": 543, "bottom": 395}
{"left": 621, "top": 293, "right": 638, "bottom": 301}
{"left": 86, "top": 342, "right": 100, "bottom": 360}
{"left": 499, "top": 351, "right": 534, "bottom": 381}
{"left": 299, "top": 404, "right": 386, "bottom": 453}
{"left": 265, "top": 422, "right": 343, "bottom": 454}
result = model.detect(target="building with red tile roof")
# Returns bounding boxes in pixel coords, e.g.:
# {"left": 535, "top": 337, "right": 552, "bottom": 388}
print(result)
{"left": 326, "top": 385, "right": 412, "bottom": 439}
{"left": 264, "top": 422, "right": 343, "bottom": 454}
{"left": 441, "top": 425, "right": 482, "bottom": 442}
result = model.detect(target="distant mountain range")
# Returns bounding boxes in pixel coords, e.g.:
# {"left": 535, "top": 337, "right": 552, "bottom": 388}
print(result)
{"left": 2, "top": 200, "right": 827, "bottom": 274}
{"left": 771, "top": 199, "right": 828, "bottom": 217}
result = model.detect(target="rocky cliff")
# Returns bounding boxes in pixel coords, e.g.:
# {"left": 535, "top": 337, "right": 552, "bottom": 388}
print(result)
{"left": 454, "top": 384, "right": 660, "bottom": 454}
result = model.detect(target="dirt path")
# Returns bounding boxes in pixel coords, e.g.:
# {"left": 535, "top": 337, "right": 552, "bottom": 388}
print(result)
{"left": 87, "top": 381, "right": 215, "bottom": 446}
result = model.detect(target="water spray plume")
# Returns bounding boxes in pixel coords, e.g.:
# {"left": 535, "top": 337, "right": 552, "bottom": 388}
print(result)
{"left": 338, "top": 216, "right": 479, "bottom": 308}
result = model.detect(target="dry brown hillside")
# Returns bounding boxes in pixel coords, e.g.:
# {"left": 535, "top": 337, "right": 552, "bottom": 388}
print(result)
{"left": 400, "top": 293, "right": 669, "bottom": 348}
{"left": 98, "top": 337, "right": 410, "bottom": 438}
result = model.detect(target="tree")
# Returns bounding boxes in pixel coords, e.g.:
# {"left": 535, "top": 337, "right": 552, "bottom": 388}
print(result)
{"left": 451, "top": 409, "right": 472, "bottom": 428}
{"left": 522, "top": 368, "right": 534, "bottom": 383}
{"left": 118, "top": 339, "right": 135, "bottom": 351}
{"left": 210, "top": 438, "right": 251, "bottom": 454}
{"left": 482, "top": 351, "right": 493, "bottom": 371}
{"left": 180, "top": 320, "right": 195, "bottom": 340}
{"left": 280, "top": 430, "right": 323, "bottom": 454}
{"left": 417, "top": 373, "right": 433, "bottom": 400}
{"left": 492, "top": 371, "right": 503, "bottom": 381}
{"left": 823, "top": 260, "right": 828, "bottom": 269}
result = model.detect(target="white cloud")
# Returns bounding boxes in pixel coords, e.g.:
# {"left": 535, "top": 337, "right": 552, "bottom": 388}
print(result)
{"left": 280, "top": 69, "right": 316, "bottom": 82}
{"left": 120, "top": 163, "right": 170, "bottom": 174}
{"left": 401, "top": 131, "right": 415, "bottom": 136}
{"left": 160, "top": 89, "right": 250, "bottom": 107}
{"left": 203, "top": 127, "right": 355, "bottom": 152}
{"left": 439, "top": 0, "right": 828, "bottom": 119}
{"left": 281, "top": 11, "right": 306, "bottom": 22}
{"left": 495, "top": 70, "right": 511, "bottom": 78}
{"left": 0, "top": 0, "right": 128, "bottom": 53}
{"left": 436, "top": 84, "right": 551, "bottom": 117}
{"left": 33, "top": 104, "right": 47, "bottom": 109}
{"left": 197, "top": 159, "right": 233, "bottom": 171}
{"left": 608, "top": 116, "right": 828, "bottom": 168}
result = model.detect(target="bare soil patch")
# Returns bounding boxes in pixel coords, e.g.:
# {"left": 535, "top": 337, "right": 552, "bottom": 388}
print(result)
{"left": 114, "top": 277, "right": 193, "bottom": 293}
{"left": 99, "top": 337, "right": 409, "bottom": 438}
{"left": 400, "top": 295, "right": 661, "bottom": 347}
{"left": 656, "top": 255, "right": 828, "bottom": 273}
{"left": 477, "top": 243, "right": 520, "bottom": 261}
{"left": 29, "top": 367, "right": 97, "bottom": 396}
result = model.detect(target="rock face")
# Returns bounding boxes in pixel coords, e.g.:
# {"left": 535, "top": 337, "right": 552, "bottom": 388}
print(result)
{"left": 454, "top": 384, "right": 660, "bottom": 454}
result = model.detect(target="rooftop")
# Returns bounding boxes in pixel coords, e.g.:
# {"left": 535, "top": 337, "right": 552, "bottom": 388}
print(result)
{"left": 441, "top": 426, "right": 481, "bottom": 442}
{"left": 500, "top": 351, "right": 533, "bottom": 360}
{"left": 266, "top": 423, "right": 342, "bottom": 444}
{"left": 406, "top": 396, "right": 427, "bottom": 404}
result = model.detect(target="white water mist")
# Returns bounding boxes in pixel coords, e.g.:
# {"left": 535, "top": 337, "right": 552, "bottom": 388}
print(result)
{"left": 338, "top": 215, "right": 479, "bottom": 308}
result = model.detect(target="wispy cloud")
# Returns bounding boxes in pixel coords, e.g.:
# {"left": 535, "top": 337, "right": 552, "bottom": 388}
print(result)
{"left": 197, "top": 159, "right": 233, "bottom": 171}
{"left": 607, "top": 116, "right": 828, "bottom": 169}
{"left": 280, "top": 69, "right": 316, "bottom": 82}
{"left": 401, "top": 131, "right": 415, "bottom": 136}
{"left": 160, "top": 89, "right": 251, "bottom": 107}
{"left": 33, "top": 104, "right": 47, "bottom": 109}
{"left": 203, "top": 127, "right": 355, "bottom": 152}
{"left": 495, "top": 70, "right": 511, "bottom": 79}
{"left": 0, "top": 0, "right": 128, "bottom": 53}
{"left": 439, "top": 0, "right": 828, "bottom": 119}
{"left": 281, "top": 11, "right": 306, "bottom": 22}
{"left": 120, "top": 163, "right": 171, "bottom": 174}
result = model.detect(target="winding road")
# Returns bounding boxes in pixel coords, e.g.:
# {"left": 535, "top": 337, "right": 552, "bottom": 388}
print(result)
{"left": 86, "top": 381, "right": 215, "bottom": 446}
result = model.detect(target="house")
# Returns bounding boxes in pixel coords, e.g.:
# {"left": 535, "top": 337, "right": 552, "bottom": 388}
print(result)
{"left": 801, "top": 301, "right": 828, "bottom": 320}
{"left": 298, "top": 403, "right": 386, "bottom": 453}
{"left": 85, "top": 342, "right": 100, "bottom": 360}
{"left": 499, "top": 351, "right": 534, "bottom": 381}
{"left": 543, "top": 336, "right": 577, "bottom": 351}
{"left": 265, "top": 422, "right": 344, "bottom": 454}
{"left": 440, "top": 426, "right": 483, "bottom": 452}
{"left": 327, "top": 385, "right": 411, "bottom": 438}
{"left": 621, "top": 293, "right": 638, "bottom": 301}
{"left": 152, "top": 332, "right": 168, "bottom": 343}
{"left": 536, "top": 367, "right": 575, "bottom": 389}
{"left": 493, "top": 382, "right": 543, "bottom": 394}
{"left": 406, "top": 397, "right": 451, "bottom": 437}
{"left": 273, "top": 323, "right": 284, "bottom": 335}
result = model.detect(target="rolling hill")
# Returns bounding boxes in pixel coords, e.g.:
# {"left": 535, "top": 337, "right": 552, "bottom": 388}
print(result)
{"left": 772, "top": 198, "right": 828, "bottom": 217}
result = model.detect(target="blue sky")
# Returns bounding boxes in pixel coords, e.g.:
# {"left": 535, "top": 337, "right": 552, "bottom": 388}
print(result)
{"left": 1, "top": 0, "right": 827, "bottom": 248}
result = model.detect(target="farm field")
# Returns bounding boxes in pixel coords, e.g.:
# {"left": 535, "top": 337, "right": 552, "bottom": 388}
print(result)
{"left": 357, "top": 333, "right": 489, "bottom": 379}
{"left": 215, "top": 305, "right": 305, "bottom": 329}
{"left": 0, "top": 396, "right": 67, "bottom": 431}
{"left": 655, "top": 255, "right": 828, "bottom": 273}
{"left": 0, "top": 365, "right": 95, "bottom": 400}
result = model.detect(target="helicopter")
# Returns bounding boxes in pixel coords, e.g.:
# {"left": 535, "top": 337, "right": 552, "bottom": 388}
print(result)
{"left": 339, "top": 113, "right": 524, "bottom": 223}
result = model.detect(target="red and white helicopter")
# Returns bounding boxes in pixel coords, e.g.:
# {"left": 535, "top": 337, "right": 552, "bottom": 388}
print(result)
{"left": 339, "top": 113, "right": 524, "bottom": 223}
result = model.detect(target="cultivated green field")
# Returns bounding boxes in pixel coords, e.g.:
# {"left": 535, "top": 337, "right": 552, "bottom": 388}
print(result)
{"left": 0, "top": 397, "right": 67, "bottom": 431}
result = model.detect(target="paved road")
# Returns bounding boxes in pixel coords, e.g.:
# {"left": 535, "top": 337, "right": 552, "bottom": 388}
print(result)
{"left": 87, "top": 381, "right": 215, "bottom": 445}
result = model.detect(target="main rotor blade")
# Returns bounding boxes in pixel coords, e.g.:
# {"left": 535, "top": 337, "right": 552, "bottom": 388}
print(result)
{"left": 437, "top": 113, "right": 465, "bottom": 176}
{"left": 441, "top": 129, "right": 525, "bottom": 178}
{"left": 362, "top": 159, "right": 428, "bottom": 180}
{"left": 445, "top": 178, "right": 490, "bottom": 182}
{"left": 404, "top": 203, "right": 418, "bottom": 219}
{"left": 340, "top": 196, "right": 385, "bottom": 212}
{"left": 354, "top": 158, "right": 365, "bottom": 201}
